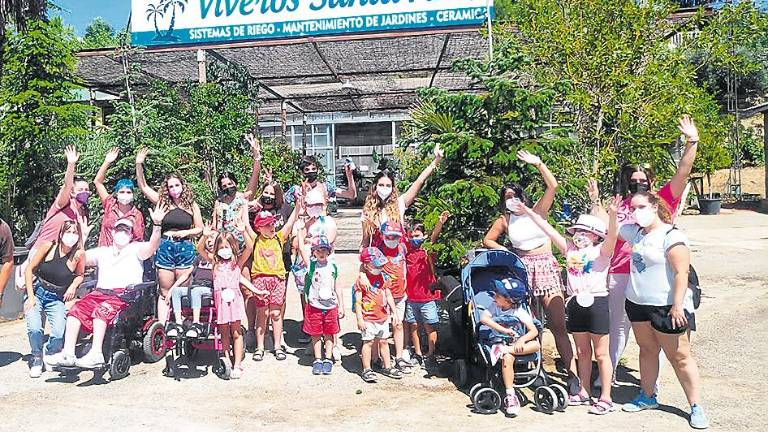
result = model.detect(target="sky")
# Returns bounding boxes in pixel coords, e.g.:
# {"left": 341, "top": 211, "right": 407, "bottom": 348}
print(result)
{"left": 51, "top": 0, "right": 130, "bottom": 35}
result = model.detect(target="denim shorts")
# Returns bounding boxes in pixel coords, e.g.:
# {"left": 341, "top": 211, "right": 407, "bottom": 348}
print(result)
{"left": 405, "top": 300, "right": 439, "bottom": 325}
{"left": 156, "top": 238, "right": 196, "bottom": 270}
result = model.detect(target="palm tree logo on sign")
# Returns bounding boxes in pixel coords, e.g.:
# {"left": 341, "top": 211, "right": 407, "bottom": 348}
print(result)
{"left": 145, "top": 0, "right": 188, "bottom": 42}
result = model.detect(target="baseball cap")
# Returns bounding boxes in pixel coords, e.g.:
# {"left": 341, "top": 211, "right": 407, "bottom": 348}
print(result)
{"left": 253, "top": 211, "right": 277, "bottom": 228}
{"left": 360, "top": 247, "right": 387, "bottom": 268}
{"left": 311, "top": 236, "right": 332, "bottom": 251}
{"left": 114, "top": 218, "right": 134, "bottom": 230}
{"left": 493, "top": 277, "right": 528, "bottom": 302}
{"left": 380, "top": 221, "right": 403, "bottom": 237}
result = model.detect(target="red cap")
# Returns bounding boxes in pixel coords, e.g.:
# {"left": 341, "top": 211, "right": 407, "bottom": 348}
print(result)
{"left": 253, "top": 211, "right": 277, "bottom": 228}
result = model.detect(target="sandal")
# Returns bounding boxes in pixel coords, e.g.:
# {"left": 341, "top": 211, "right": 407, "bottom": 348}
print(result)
{"left": 165, "top": 322, "right": 182, "bottom": 338}
{"left": 568, "top": 392, "right": 592, "bottom": 406}
{"left": 252, "top": 349, "right": 265, "bottom": 362}
{"left": 395, "top": 358, "right": 413, "bottom": 374}
{"left": 274, "top": 347, "right": 287, "bottom": 361}
{"left": 185, "top": 324, "right": 200, "bottom": 339}
{"left": 380, "top": 367, "right": 403, "bottom": 380}
{"left": 589, "top": 399, "right": 616, "bottom": 415}
{"left": 361, "top": 368, "right": 377, "bottom": 383}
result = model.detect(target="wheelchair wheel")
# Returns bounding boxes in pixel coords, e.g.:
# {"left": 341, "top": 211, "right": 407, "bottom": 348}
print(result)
{"left": 109, "top": 350, "right": 131, "bottom": 381}
{"left": 143, "top": 321, "right": 167, "bottom": 363}
{"left": 454, "top": 359, "right": 468, "bottom": 388}
{"left": 534, "top": 386, "right": 557, "bottom": 414}
{"left": 551, "top": 384, "right": 569, "bottom": 412}
{"left": 469, "top": 383, "right": 484, "bottom": 401}
{"left": 472, "top": 387, "right": 502, "bottom": 414}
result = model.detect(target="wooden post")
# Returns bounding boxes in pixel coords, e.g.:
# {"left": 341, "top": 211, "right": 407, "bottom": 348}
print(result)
{"left": 197, "top": 49, "right": 207, "bottom": 84}
{"left": 281, "top": 100, "right": 288, "bottom": 142}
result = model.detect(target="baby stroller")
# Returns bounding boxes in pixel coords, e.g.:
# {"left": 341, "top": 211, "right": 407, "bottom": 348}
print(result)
{"left": 443, "top": 249, "right": 569, "bottom": 414}
{"left": 162, "top": 284, "right": 243, "bottom": 381}
{"left": 57, "top": 260, "right": 167, "bottom": 381}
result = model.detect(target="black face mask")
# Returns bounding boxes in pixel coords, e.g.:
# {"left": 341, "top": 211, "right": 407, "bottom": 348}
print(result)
{"left": 304, "top": 172, "right": 318, "bottom": 183}
{"left": 220, "top": 186, "right": 237, "bottom": 198}
{"left": 628, "top": 182, "right": 650, "bottom": 194}
{"left": 261, "top": 196, "right": 276, "bottom": 207}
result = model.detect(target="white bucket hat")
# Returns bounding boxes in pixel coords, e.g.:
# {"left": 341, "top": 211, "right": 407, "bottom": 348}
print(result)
{"left": 566, "top": 214, "right": 607, "bottom": 239}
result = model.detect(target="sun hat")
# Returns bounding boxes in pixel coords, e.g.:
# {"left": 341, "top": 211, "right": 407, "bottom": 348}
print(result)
{"left": 493, "top": 277, "right": 528, "bottom": 302}
{"left": 252, "top": 211, "right": 278, "bottom": 228}
{"left": 360, "top": 247, "right": 387, "bottom": 268}
{"left": 566, "top": 214, "right": 607, "bottom": 239}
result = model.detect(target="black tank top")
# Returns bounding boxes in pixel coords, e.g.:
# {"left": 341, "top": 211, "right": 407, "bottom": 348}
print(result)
{"left": 35, "top": 245, "right": 76, "bottom": 288}
{"left": 161, "top": 207, "right": 194, "bottom": 232}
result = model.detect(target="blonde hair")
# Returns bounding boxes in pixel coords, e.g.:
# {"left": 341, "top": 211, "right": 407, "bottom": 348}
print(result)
{"left": 362, "top": 172, "right": 401, "bottom": 238}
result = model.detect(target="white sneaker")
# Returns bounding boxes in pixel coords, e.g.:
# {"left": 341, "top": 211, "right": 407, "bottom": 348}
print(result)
{"left": 75, "top": 351, "right": 105, "bottom": 369}
{"left": 504, "top": 392, "right": 521, "bottom": 417}
{"left": 46, "top": 351, "right": 75, "bottom": 368}
{"left": 401, "top": 347, "right": 412, "bottom": 363}
{"left": 332, "top": 345, "right": 342, "bottom": 362}
{"left": 29, "top": 358, "right": 43, "bottom": 378}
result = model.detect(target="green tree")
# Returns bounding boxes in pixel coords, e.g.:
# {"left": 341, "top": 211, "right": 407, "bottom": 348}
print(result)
{"left": 81, "top": 17, "right": 120, "bottom": 49}
{"left": 0, "top": 0, "right": 48, "bottom": 77}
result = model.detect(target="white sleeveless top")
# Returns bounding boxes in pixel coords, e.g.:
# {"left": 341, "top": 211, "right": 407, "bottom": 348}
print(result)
{"left": 507, "top": 214, "right": 548, "bottom": 251}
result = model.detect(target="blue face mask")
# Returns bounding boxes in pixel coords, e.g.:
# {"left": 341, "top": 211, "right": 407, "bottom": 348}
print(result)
{"left": 409, "top": 237, "right": 426, "bottom": 248}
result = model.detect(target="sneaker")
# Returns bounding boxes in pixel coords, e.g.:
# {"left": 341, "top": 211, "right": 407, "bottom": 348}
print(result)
{"left": 689, "top": 404, "right": 709, "bottom": 429}
{"left": 322, "top": 359, "right": 333, "bottom": 375}
{"left": 332, "top": 345, "right": 342, "bottom": 362}
{"left": 622, "top": 392, "right": 659, "bottom": 412}
{"left": 402, "top": 347, "right": 412, "bottom": 363}
{"left": 504, "top": 392, "right": 521, "bottom": 417}
{"left": 312, "top": 360, "right": 323, "bottom": 375}
{"left": 29, "top": 357, "right": 43, "bottom": 378}
{"left": 75, "top": 351, "right": 105, "bottom": 369}
{"left": 46, "top": 351, "right": 75, "bottom": 368}
{"left": 410, "top": 354, "right": 423, "bottom": 367}
{"left": 165, "top": 322, "right": 179, "bottom": 338}
{"left": 230, "top": 367, "right": 243, "bottom": 380}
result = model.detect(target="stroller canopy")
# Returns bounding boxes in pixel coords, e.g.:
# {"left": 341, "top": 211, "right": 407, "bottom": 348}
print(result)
{"left": 461, "top": 249, "right": 528, "bottom": 296}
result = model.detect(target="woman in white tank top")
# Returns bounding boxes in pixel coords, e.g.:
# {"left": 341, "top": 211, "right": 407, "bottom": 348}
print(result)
{"left": 483, "top": 150, "right": 577, "bottom": 388}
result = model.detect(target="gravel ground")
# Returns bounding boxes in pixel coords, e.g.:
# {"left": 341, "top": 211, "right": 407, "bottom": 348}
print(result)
{"left": 0, "top": 210, "right": 766, "bottom": 432}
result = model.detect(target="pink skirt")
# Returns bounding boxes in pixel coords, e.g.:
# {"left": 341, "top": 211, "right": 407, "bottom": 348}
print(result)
{"left": 214, "top": 286, "right": 245, "bottom": 325}
{"left": 520, "top": 252, "right": 563, "bottom": 297}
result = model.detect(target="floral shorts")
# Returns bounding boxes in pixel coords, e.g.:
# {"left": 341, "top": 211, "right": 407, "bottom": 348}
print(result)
{"left": 251, "top": 275, "right": 286, "bottom": 308}
{"left": 520, "top": 252, "right": 563, "bottom": 297}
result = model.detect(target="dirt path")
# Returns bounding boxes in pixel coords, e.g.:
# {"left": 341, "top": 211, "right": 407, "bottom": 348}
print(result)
{"left": 1, "top": 211, "right": 766, "bottom": 432}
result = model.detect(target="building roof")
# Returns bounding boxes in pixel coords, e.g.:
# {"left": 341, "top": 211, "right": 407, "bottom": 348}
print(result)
{"left": 75, "top": 28, "right": 488, "bottom": 115}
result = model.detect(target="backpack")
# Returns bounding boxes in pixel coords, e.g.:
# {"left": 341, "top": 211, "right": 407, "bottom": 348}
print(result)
{"left": 303, "top": 259, "right": 338, "bottom": 298}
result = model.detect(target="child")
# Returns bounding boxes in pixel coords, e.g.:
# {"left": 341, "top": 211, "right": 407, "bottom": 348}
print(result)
{"left": 298, "top": 235, "right": 344, "bottom": 375}
{"left": 375, "top": 221, "right": 410, "bottom": 373}
{"left": 404, "top": 211, "right": 449, "bottom": 370}
{"left": 356, "top": 247, "right": 402, "bottom": 383}
{"left": 479, "top": 277, "right": 540, "bottom": 417}
{"left": 200, "top": 229, "right": 264, "bottom": 379}
{"left": 517, "top": 196, "right": 621, "bottom": 414}
{"left": 166, "top": 233, "right": 215, "bottom": 338}
{"left": 248, "top": 206, "right": 300, "bottom": 362}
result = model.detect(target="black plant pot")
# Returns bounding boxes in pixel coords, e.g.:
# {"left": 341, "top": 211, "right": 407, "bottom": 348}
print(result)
{"left": 698, "top": 194, "right": 722, "bottom": 215}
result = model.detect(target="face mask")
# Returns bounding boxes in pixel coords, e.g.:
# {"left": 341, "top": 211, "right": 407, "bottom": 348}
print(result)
{"left": 410, "top": 237, "right": 426, "bottom": 248}
{"left": 261, "top": 196, "right": 276, "bottom": 207}
{"left": 61, "top": 233, "right": 79, "bottom": 247}
{"left": 628, "top": 182, "right": 650, "bottom": 194}
{"left": 168, "top": 186, "right": 182, "bottom": 198}
{"left": 506, "top": 197, "right": 521, "bottom": 212}
{"left": 383, "top": 238, "right": 400, "bottom": 249}
{"left": 633, "top": 207, "right": 656, "bottom": 228}
{"left": 117, "top": 194, "right": 134, "bottom": 205}
{"left": 307, "top": 205, "right": 323, "bottom": 218}
{"left": 304, "top": 172, "right": 318, "bottom": 183}
{"left": 217, "top": 248, "right": 233, "bottom": 260}
{"left": 377, "top": 186, "right": 393, "bottom": 200}
{"left": 75, "top": 191, "right": 90, "bottom": 205}
{"left": 113, "top": 231, "right": 131, "bottom": 247}
{"left": 368, "top": 268, "right": 382, "bottom": 275}
{"left": 572, "top": 232, "right": 593, "bottom": 249}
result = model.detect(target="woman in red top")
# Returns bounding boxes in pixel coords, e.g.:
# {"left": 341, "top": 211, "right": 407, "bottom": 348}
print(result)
{"left": 404, "top": 211, "right": 449, "bottom": 370}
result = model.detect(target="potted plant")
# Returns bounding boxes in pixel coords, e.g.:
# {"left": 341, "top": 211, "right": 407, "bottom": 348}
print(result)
{"left": 692, "top": 140, "right": 731, "bottom": 215}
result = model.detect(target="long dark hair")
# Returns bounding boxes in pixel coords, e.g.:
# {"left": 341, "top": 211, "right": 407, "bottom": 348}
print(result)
{"left": 217, "top": 172, "right": 238, "bottom": 191}
{"left": 619, "top": 163, "right": 656, "bottom": 197}
{"left": 56, "top": 220, "right": 82, "bottom": 262}
{"left": 498, "top": 182, "right": 531, "bottom": 213}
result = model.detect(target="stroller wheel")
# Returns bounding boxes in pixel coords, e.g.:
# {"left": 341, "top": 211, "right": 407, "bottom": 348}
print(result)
{"left": 472, "top": 387, "right": 502, "bottom": 414}
{"left": 469, "top": 383, "right": 484, "bottom": 401}
{"left": 515, "top": 388, "right": 529, "bottom": 407}
{"left": 454, "top": 359, "right": 468, "bottom": 388}
{"left": 550, "top": 384, "right": 569, "bottom": 412}
{"left": 109, "top": 350, "right": 131, "bottom": 381}
{"left": 215, "top": 356, "right": 232, "bottom": 380}
{"left": 534, "top": 386, "right": 557, "bottom": 414}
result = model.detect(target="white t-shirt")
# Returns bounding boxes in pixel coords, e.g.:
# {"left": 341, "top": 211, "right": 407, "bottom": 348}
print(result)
{"left": 306, "top": 261, "right": 338, "bottom": 310}
{"left": 619, "top": 223, "right": 694, "bottom": 310}
{"left": 565, "top": 243, "right": 610, "bottom": 297}
{"left": 86, "top": 242, "right": 146, "bottom": 290}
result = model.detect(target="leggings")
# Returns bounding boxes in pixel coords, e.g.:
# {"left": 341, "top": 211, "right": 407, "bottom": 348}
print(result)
{"left": 171, "top": 285, "right": 212, "bottom": 313}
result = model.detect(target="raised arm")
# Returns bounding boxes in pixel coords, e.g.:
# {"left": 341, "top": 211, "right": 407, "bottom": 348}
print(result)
{"left": 135, "top": 148, "right": 160, "bottom": 204}
{"left": 94, "top": 147, "right": 120, "bottom": 202}
{"left": 669, "top": 115, "right": 699, "bottom": 199}
{"left": 482, "top": 216, "right": 509, "bottom": 250}
{"left": 401, "top": 143, "right": 443, "bottom": 208}
{"left": 335, "top": 164, "right": 358, "bottom": 201}
{"left": 279, "top": 196, "right": 302, "bottom": 238}
{"left": 430, "top": 211, "right": 450, "bottom": 243}
{"left": 518, "top": 202, "right": 567, "bottom": 255}
{"left": 196, "top": 225, "right": 215, "bottom": 262}
{"left": 601, "top": 196, "right": 622, "bottom": 258}
{"left": 296, "top": 221, "right": 311, "bottom": 266}
{"left": 243, "top": 133, "right": 262, "bottom": 200}
{"left": 138, "top": 204, "right": 167, "bottom": 260}
{"left": 236, "top": 220, "right": 254, "bottom": 269}
{"left": 55, "top": 146, "right": 79, "bottom": 210}
{"left": 517, "top": 151, "right": 558, "bottom": 217}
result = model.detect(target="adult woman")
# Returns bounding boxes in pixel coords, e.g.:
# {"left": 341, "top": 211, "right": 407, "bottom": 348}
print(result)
{"left": 591, "top": 115, "right": 700, "bottom": 383}
{"left": 23, "top": 220, "right": 85, "bottom": 378}
{"left": 94, "top": 147, "right": 144, "bottom": 246}
{"left": 135, "top": 148, "right": 204, "bottom": 325}
{"left": 618, "top": 192, "right": 708, "bottom": 429}
{"left": 483, "top": 150, "right": 576, "bottom": 387}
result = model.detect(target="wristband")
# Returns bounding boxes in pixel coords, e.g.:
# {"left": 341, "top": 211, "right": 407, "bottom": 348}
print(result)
{"left": 153, "top": 224, "right": 162, "bottom": 228}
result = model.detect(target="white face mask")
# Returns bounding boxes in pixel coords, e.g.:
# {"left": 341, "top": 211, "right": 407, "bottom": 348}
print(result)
{"left": 117, "top": 194, "right": 134, "bottom": 205}
{"left": 572, "top": 232, "right": 593, "bottom": 250}
{"left": 383, "top": 238, "right": 400, "bottom": 249}
{"left": 506, "top": 197, "right": 521, "bottom": 212}
{"left": 217, "top": 248, "right": 233, "bottom": 260}
{"left": 306, "top": 205, "right": 323, "bottom": 218}
{"left": 113, "top": 231, "right": 131, "bottom": 247}
{"left": 377, "top": 186, "right": 393, "bottom": 200}
{"left": 61, "top": 233, "right": 79, "bottom": 247}
{"left": 633, "top": 207, "right": 656, "bottom": 228}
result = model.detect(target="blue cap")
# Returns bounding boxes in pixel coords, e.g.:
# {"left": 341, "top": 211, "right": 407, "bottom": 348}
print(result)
{"left": 114, "top": 179, "right": 135, "bottom": 193}
{"left": 311, "top": 236, "right": 332, "bottom": 251}
{"left": 493, "top": 277, "right": 528, "bottom": 301}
